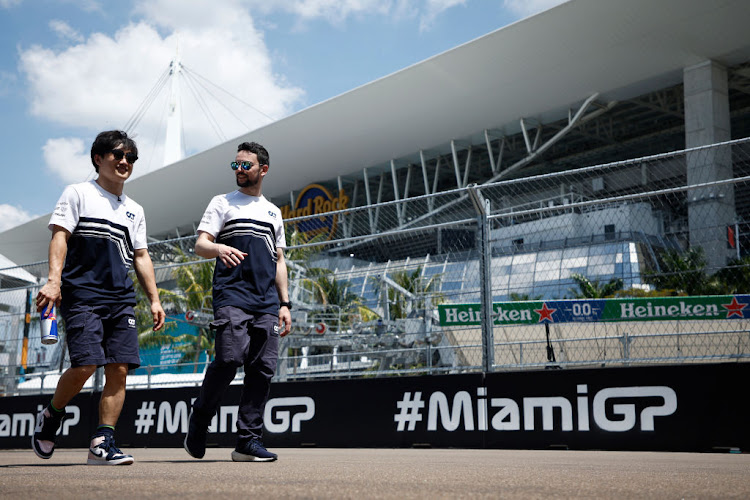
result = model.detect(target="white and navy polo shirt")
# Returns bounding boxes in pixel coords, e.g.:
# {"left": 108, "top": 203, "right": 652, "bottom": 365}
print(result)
{"left": 49, "top": 180, "right": 147, "bottom": 306}
{"left": 197, "top": 190, "right": 286, "bottom": 315}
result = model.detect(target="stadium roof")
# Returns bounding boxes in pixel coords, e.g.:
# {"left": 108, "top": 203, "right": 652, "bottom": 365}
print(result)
{"left": 2, "top": 0, "right": 750, "bottom": 267}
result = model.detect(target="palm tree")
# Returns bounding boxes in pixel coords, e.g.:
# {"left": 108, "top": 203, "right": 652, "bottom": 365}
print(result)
{"left": 285, "top": 228, "right": 334, "bottom": 307}
{"left": 133, "top": 280, "right": 176, "bottom": 347}
{"left": 285, "top": 227, "right": 328, "bottom": 262}
{"left": 644, "top": 247, "right": 722, "bottom": 295}
{"left": 509, "top": 292, "right": 542, "bottom": 301}
{"left": 285, "top": 228, "right": 377, "bottom": 326}
{"left": 569, "top": 273, "right": 624, "bottom": 299}
{"left": 382, "top": 267, "right": 444, "bottom": 319}
{"left": 714, "top": 256, "right": 750, "bottom": 294}
{"left": 137, "top": 255, "right": 216, "bottom": 371}
{"left": 613, "top": 287, "right": 685, "bottom": 298}
{"left": 310, "top": 273, "right": 378, "bottom": 328}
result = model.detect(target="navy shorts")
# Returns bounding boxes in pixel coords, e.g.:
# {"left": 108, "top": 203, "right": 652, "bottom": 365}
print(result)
{"left": 60, "top": 303, "right": 140, "bottom": 369}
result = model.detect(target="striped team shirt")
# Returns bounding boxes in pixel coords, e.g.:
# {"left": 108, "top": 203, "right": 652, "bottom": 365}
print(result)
{"left": 197, "top": 190, "right": 286, "bottom": 315}
{"left": 49, "top": 180, "right": 147, "bottom": 305}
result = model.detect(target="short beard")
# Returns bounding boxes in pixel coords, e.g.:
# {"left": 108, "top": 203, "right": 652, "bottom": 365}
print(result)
{"left": 236, "top": 177, "right": 251, "bottom": 188}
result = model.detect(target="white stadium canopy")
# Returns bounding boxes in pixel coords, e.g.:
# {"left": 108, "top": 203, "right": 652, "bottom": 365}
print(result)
{"left": 2, "top": 0, "right": 750, "bottom": 266}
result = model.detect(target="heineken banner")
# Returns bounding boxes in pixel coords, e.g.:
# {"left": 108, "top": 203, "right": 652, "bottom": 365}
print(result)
{"left": 438, "top": 295, "right": 750, "bottom": 326}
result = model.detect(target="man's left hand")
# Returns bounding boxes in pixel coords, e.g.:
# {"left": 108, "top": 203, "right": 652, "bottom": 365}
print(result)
{"left": 151, "top": 301, "right": 166, "bottom": 331}
{"left": 278, "top": 306, "right": 291, "bottom": 337}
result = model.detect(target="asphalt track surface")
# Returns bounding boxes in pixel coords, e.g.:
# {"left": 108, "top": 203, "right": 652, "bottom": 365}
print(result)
{"left": 1, "top": 447, "right": 749, "bottom": 499}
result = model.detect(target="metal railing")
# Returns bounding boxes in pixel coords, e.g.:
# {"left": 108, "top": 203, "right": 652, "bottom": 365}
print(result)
{"left": 3, "top": 137, "right": 750, "bottom": 394}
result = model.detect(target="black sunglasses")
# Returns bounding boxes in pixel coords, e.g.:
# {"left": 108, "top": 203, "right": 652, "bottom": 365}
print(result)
{"left": 231, "top": 161, "right": 255, "bottom": 171}
{"left": 110, "top": 149, "right": 138, "bottom": 164}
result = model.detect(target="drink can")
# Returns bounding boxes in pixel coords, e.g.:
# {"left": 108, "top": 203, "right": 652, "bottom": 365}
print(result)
{"left": 41, "top": 305, "right": 59, "bottom": 345}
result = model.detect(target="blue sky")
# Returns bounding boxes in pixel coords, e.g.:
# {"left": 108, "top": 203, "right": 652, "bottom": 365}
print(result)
{"left": 0, "top": 0, "right": 564, "bottom": 234}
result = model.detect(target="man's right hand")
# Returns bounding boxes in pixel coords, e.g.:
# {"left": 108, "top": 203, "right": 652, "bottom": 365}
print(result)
{"left": 217, "top": 243, "right": 248, "bottom": 268}
{"left": 36, "top": 280, "right": 61, "bottom": 315}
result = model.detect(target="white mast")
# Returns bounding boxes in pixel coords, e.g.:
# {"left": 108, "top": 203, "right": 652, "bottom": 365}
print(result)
{"left": 163, "top": 36, "right": 185, "bottom": 166}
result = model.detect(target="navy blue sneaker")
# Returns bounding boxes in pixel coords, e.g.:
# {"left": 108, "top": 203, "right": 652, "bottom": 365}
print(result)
{"left": 32, "top": 406, "right": 65, "bottom": 459}
{"left": 231, "top": 438, "right": 277, "bottom": 462}
{"left": 184, "top": 409, "right": 209, "bottom": 459}
{"left": 87, "top": 435, "right": 134, "bottom": 465}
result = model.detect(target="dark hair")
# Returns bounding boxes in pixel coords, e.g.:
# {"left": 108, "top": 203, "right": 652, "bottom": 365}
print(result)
{"left": 90, "top": 130, "right": 138, "bottom": 172}
{"left": 237, "top": 141, "right": 269, "bottom": 167}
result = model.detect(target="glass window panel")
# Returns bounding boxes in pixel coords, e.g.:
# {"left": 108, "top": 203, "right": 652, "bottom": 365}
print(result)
{"left": 589, "top": 254, "right": 615, "bottom": 266}
{"left": 511, "top": 263, "right": 535, "bottom": 275}
{"left": 563, "top": 247, "right": 586, "bottom": 258}
{"left": 587, "top": 264, "right": 615, "bottom": 277}
{"left": 537, "top": 250, "right": 562, "bottom": 261}
{"left": 535, "top": 269, "right": 561, "bottom": 281}
{"left": 513, "top": 253, "right": 537, "bottom": 264}
{"left": 441, "top": 281, "right": 464, "bottom": 291}
{"left": 561, "top": 257, "right": 588, "bottom": 269}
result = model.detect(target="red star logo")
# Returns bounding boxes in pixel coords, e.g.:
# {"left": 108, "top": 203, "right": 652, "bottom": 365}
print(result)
{"left": 722, "top": 297, "right": 747, "bottom": 319}
{"left": 534, "top": 303, "right": 556, "bottom": 323}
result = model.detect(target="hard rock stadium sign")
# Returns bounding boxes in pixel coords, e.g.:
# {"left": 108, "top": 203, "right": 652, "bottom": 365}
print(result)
{"left": 280, "top": 184, "right": 349, "bottom": 240}
{"left": 438, "top": 295, "right": 750, "bottom": 326}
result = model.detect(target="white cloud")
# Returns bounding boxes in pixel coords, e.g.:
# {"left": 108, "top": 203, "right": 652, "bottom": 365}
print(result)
{"left": 20, "top": 0, "right": 305, "bottom": 184}
{"left": 42, "top": 137, "right": 94, "bottom": 185}
{"left": 0, "top": 204, "right": 35, "bottom": 232}
{"left": 49, "top": 20, "right": 85, "bottom": 43}
{"left": 244, "top": 0, "right": 390, "bottom": 23}
{"left": 239, "top": 0, "right": 464, "bottom": 28}
{"left": 502, "top": 0, "right": 568, "bottom": 18}
{"left": 18, "top": 0, "right": 521, "bottom": 188}
{"left": 419, "top": 0, "right": 466, "bottom": 32}
{"left": 66, "top": 0, "right": 103, "bottom": 13}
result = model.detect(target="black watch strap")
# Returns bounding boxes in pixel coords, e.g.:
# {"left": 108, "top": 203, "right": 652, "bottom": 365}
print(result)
{"left": 280, "top": 301, "right": 292, "bottom": 310}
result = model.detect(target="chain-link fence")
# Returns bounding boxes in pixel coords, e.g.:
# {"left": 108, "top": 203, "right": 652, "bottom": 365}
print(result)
{"left": 2, "top": 137, "right": 750, "bottom": 395}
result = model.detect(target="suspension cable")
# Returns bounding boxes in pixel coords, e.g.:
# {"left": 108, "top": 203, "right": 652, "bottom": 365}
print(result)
{"left": 180, "top": 69, "right": 226, "bottom": 142}
{"left": 182, "top": 68, "right": 253, "bottom": 132}
{"left": 182, "top": 64, "right": 277, "bottom": 122}
{"left": 123, "top": 66, "right": 171, "bottom": 132}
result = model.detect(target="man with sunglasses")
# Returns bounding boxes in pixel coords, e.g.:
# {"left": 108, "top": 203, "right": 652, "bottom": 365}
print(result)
{"left": 184, "top": 141, "right": 291, "bottom": 462}
{"left": 33, "top": 130, "right": 165, "bottom": 465}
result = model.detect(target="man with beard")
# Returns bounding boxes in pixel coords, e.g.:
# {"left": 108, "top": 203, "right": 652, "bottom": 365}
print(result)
{"left": 184, "top": 141, "right": 291, "bottom": 462}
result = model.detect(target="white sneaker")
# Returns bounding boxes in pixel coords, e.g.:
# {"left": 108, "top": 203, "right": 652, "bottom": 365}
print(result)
{"left": 31, "top": 406, "right": 65, "bottom": 459}
{"left": 86, "top": 435, "right": 134, "bottom": 465}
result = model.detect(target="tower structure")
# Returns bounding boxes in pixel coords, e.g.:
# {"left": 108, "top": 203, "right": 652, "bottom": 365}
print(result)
{"left": 163, "top": 39, "right": 185, "bottom": 166}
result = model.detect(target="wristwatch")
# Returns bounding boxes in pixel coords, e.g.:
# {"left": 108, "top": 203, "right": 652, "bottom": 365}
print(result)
{"left": 279, "top": 301, "right": 293, "bottom": 310}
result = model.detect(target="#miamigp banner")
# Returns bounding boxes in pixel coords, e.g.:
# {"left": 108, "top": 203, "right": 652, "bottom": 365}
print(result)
{"left": 1, "top": 363, "right": 748, "bottom": 452}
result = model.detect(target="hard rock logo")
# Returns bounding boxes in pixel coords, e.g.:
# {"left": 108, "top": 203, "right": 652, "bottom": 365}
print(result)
{"left": 280, "top": 184, "right": 349, "bottom": 240}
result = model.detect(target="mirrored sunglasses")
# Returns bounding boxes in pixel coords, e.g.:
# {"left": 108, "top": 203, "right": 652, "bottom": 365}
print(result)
{"left": 231, "top": 161, "right": 255, "bottom": 171}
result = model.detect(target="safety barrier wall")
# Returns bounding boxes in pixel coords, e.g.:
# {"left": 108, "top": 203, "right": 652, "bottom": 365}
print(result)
{"left": 1, "top": 363, "right": 747, "bottom": 452}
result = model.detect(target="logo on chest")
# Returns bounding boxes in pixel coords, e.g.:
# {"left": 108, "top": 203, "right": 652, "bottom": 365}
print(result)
{"left": 126, "top": 211, "right": 136, "bottom": 221}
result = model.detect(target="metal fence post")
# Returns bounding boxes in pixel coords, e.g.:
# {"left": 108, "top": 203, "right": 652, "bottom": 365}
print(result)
{"left": 468, "top": 185, "right": 494, "bottom": 373}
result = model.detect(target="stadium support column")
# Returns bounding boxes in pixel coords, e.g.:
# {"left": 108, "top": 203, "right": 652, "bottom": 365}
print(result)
{"left": 683, "top": 60, "right": 734, "bottom": 271}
